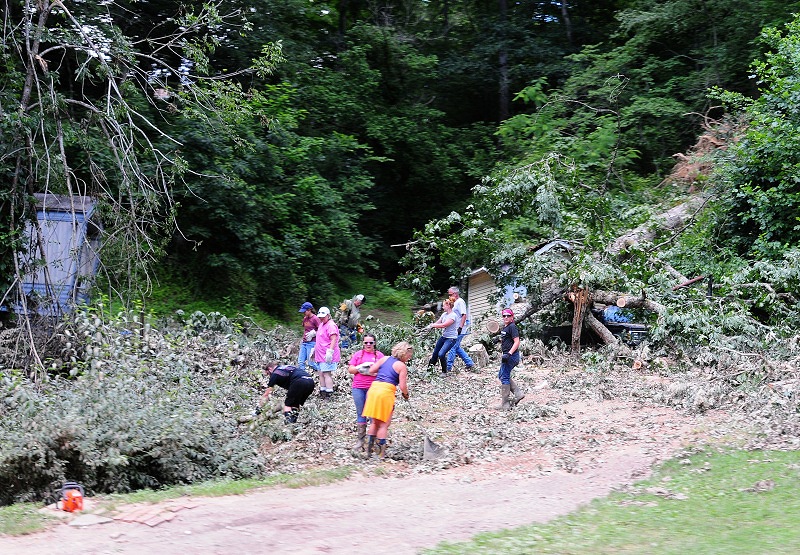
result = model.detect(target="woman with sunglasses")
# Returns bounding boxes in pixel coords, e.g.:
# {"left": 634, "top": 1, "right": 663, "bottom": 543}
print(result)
{"left": 347, "top": 333, "right": 385, "bottom": 452}
{"left": 497, "top": 308, "right": 525, "bottom": 410}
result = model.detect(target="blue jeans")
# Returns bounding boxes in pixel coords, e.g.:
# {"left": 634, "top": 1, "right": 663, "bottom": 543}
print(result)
{"left": 446, "top": 333, "right": 474, "bottom": 371}
{"left": 428, "top": 336, "right": 457, "bottom": 372}
{"left": 497, "top": 352, "right": 520, "bottom": 384}
{"left": 298, "top": 341, "right": 319, "bottom": 372}
{"left": 352, "top": 387, "right": 369, "bottom": 423}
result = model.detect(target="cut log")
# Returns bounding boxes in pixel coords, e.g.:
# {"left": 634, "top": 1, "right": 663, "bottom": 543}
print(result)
{"left": 593, "top": 289, "right": 666, "bottom": 316}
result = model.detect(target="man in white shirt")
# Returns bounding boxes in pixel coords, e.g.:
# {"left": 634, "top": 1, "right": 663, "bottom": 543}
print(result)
{"left": 446, "top": 286, "right": 475, "bottom": 372}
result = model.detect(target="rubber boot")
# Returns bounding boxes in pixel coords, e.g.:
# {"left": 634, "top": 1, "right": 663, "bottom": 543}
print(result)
{"left": 366, "top": 435, "right": 376, "bottom": 458}
{"left": 439, "top": 356, "right": 448, "bottom": 375}
{"left": 494, "top": 384, "right": 511, "bottom": 410}
{"left": 283, "top": 410, "right": 293, "bottom": 424}
{"left": 377, "top": 439, "right": 387, "bottom": 459}
{"left": 510, "top": 379, "right": 526, "bottom": 406}
{"left": 353, "top": 423, "right": 367, "bottom": 451}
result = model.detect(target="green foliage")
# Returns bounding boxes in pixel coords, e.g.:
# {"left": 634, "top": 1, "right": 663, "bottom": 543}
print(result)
{"left": 0, "top": 0, "right": 286, "bottom": 355}
{"left": 711, "top": 14, "right": 800, "bottom": 256}
{"left": 338, "top": 276, "right": 415, "bottom": 314}
{"left": 0, "top": 305, "right": 303, "bottom": 505}
{"left": 167, "top": 75, "right": 378, "bottom": 312}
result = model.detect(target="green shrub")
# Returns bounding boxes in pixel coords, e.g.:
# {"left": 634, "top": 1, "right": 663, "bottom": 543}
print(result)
{"left": 0, "top": 308, "right": 299, "bottom": 506}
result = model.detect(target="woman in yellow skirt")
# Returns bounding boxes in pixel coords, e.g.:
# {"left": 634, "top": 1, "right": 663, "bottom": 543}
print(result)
{"left": 361, "top": 341, "right": 413, "bottom": 458}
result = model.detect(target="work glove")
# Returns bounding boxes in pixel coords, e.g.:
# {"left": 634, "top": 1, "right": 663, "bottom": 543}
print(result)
{"left": 402, "top": 391, "right": 409, "bottom": 400}
{"left": 501, "top": 353, "right": 510, "bottom": 362}
{"left": 358, "top": 362, "right": 372, "bottom": 375}
{"left": 457, "top": 327, "right": 462, "bottom": 335}
{"left": 304, "top": 329, "right": 316, "bottom": 342}
{"left": 325, "top": 348, "right": 334, "bottom": 363}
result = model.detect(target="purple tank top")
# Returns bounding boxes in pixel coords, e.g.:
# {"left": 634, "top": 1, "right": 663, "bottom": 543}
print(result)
{"left": 375, "top": 356, "right": 401, "bottom": 385}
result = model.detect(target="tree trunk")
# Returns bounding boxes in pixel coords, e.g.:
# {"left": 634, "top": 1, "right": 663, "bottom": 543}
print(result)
{"left": 338, "top": 0, "right": 350, "bottom": 44}
{"left": 584, "top": 310, "right": 617, "bottom": 345}
{"left": 568, "top": 287, "right": 589, "bottom": 357}
{"left": 560, "top": 1, "right": 573, "bottom": 45}
{"left": 609, "top": 196, "right": 707, "bottom": 255}
{"left": 498, "top": 0, "right": 509, "bottom": 122}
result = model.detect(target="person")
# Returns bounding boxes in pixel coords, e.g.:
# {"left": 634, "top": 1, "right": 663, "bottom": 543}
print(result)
{"left": 347, "top": 333, "right": 385, "bottom": 452}
{"left": 361, "top": 341, "right": 413, "bottom": 459}
{"left": 313, "top": 306, "right": 340, "bottom": 400}
{"left": 337, "top": 294, "right": 365, "bottom": 347}
{"left": 425, "top": 298, "right": 458, "bottom": 374}
{"left": 496, "top": 308, "right": 525, "bottom": 410}
{"left": 297, "top": 301, "right": 320, "bottom": 372}
{"left": 259, "top": 361, "right": 315, "bottom": 423}
{"left": 445, "top": 286, "right": 475, "bottom": 372}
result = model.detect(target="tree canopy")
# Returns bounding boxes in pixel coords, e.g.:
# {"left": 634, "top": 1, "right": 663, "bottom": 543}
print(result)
{"left": 3, "top": 0, "right": 800, "bottom": 325}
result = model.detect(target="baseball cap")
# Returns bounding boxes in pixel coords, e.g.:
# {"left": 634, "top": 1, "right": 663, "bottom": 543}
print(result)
{"left": 501, "top": 308, "right": 514, "bottom": 317}
{"left": 355, "top": 294, "right": 365, "bottom": 303}
{"left": 298, "top": 301, "right": 314, "bottom": 313}
{"left": 317, "top": 306, "right": 331, "bottom": 318}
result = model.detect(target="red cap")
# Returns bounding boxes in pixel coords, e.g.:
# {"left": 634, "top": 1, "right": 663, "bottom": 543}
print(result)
{"left": 501, "top": 309, "right": 514, "bottom": 317}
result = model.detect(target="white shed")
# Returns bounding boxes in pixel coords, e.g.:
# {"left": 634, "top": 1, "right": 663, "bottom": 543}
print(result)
{"left": 467, "top": 267, "right": 497, "bottom": 331}
{"left": 467, "top": 267, "right": 529, "bottom": 333}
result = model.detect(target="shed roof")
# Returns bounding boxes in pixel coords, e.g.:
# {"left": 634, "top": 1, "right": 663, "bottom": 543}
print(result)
{"left": 34, "top": 193, "right": 96, "bottom": 218}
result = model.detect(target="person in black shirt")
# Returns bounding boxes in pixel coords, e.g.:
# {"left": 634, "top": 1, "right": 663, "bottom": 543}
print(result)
{"left": 259, "top": 361, "right": 315, "bottom": 423}
{"left": 496, "top": 308, "right": 524, "bottom": 410}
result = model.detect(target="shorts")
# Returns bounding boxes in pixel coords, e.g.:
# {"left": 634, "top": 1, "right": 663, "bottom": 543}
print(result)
{"left": 285, "top": 376, "right": 314, "bottom": 407}
{"left": 317, "top": 361, "right": 337, "bottom": 373}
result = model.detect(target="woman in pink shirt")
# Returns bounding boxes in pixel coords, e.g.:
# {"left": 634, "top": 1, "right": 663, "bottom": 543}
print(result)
{"left": 347, "top": 333, "right": 384, "bottom": 452}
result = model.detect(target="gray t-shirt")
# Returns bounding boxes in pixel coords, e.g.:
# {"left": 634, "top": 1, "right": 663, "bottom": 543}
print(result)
{"left": 452, "top": 297, "right": 470, "bottom": 334}
{"left": 439, "top": 311, "right": 459, "bottom": 339}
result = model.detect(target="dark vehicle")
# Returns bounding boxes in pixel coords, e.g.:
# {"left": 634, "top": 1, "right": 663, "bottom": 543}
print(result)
{"left": 599, "top": 320, "right": 648, "bottom": 347}
{"left": 542, "top": 306, "right": 648, "bottom": 348}
{"left": 591, "top": 306, "right": 648, "bottom": 347}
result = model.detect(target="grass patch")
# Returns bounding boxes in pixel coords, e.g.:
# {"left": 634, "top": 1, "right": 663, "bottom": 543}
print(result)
{"left": 341, "top": 276, "right": 416, "bottom": 314}
{"left": 143, "top": 269, "right": 414, "bottom": 327}
{"left": 425, "top": 449, "right": 800, "bottom": 554}
{"left": 0, "top": 503, "right": 55, "bottom": 536}
{"left": 101, "top": 466, "right": 354, "bottom": 508}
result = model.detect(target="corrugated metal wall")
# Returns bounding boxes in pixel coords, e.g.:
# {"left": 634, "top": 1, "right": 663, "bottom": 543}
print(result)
{"left": 467, "top": 269, "right": 498, "bottom": 334}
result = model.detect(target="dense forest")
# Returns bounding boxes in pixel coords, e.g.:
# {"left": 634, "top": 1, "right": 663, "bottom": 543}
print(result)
{"left": 4, "top": 0, "right": 800, "bottom": 505}
{"left": 3, "top": 0, "right": 799, "bottom": 317}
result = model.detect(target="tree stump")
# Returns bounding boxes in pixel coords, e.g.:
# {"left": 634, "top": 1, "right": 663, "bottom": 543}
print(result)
{"left": 468, "top": 343, "right": 490, "bottom": 368}
{"left": 567, "top": 287, "right": 589, "bottom": 357}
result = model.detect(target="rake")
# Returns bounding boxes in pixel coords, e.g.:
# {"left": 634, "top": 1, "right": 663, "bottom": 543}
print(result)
{"left": 403, "top": 397, "right": 445, "bottom": 460}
